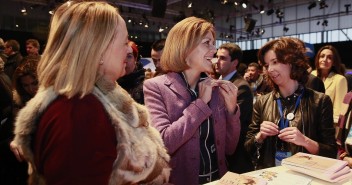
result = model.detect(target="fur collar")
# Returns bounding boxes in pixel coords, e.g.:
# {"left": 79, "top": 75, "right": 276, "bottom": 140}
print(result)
{"left": 13, "top": 78, "right": 170, "bottom": 185}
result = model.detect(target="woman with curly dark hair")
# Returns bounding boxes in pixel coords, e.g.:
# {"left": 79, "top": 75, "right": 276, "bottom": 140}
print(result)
{"left": 12, "top": 56, "right": 39, "bottom": 116}
{"left": 245, "top": 37, "right": 337, "bottom": 170}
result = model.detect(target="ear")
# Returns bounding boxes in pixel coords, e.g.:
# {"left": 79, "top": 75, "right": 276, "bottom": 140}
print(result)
{"left": 232, "top": 59, "right": 239, "bottom": 68}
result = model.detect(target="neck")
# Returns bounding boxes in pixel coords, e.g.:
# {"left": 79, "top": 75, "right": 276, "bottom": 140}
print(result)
{"left": 278, "top": 80, "right": 299, "bottom": 98}
{"left": 320, "top": 69, "right": 330, "bottom": 79}
{"left": 183, "top": 69, "right": 200, "bottom": 90}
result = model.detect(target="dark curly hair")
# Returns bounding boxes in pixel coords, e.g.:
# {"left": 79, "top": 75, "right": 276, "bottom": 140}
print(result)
{"left": 257, "top": 37, "right": 309, "bottom": 91}
{"left": 13, "top": 56, "right": 39, "bottom": 104}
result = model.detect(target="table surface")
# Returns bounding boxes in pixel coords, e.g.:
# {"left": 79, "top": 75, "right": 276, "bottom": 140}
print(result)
{"left": 204, "top": 166, "right": 352, "bottom": 185}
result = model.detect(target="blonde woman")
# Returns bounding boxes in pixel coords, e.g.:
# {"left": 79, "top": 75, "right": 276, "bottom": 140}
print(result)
{"left": 9, "top": 1, "right": 169, "bottom": 185}
{"left": 144, "top": 17, "right": 241, "bottom": 185}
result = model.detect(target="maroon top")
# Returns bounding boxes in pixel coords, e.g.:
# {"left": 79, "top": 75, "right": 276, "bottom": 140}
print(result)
{"left": 33, "top": 94, "right": 117, "bottom": 185}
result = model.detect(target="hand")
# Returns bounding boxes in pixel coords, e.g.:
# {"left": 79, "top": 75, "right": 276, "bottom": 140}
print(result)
{"left": 256, "top": 121, "right": 279, "bottom": 142}
{"left": 243, "top": 72, "right": 250, "bottom": 81}
{"left": 278, "top": 127, "right": 306, "bottom": 146}
{"left": 343, "top": 156, "right": 352, "bottom": 168}
{"left": 217, "top": 80, "right": 238, "bottom": 113}
{"left": 10, "top": 141, "right": 25, "bottom": 162}
{"left": 198, "top": 78, "right": 218, "bottom": 104}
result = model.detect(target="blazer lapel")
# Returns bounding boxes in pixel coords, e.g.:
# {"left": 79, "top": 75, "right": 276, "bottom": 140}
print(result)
{"left": 324, "top": 73, "right": 334, "bottom": 90}
{"left": 164, "top": 72, "right": 191, "bottom": 102}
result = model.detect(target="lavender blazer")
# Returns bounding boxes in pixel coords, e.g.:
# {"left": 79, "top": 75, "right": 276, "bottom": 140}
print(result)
{"left": 143, "top": 72, "right": 241, "bottom": 185}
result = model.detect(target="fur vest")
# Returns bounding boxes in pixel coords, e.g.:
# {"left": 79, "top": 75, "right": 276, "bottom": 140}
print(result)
{"left": 12, "top": 78, "right": 170, "bottom": 185}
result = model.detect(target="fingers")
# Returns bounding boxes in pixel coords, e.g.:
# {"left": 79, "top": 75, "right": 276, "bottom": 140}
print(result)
{"left": 260, "top": 121, "right": 279, "bottom": 138}
{"left": 10, "top": 142, "right": 24, "bottom": 162}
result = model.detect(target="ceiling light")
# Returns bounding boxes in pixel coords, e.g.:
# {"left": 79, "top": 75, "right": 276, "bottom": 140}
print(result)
{"left": 260, "top": 5, "right": 265, "bottom": 14}
{"left": 187, "top": 1, "right": 192, "bottom": 8}
{"left": 283, "top": 26, "right": 289, "bottom": 32}
{"left": 322, "top": 19, "right": 328, "bottom": 26}
{"left": 320, "top": 1, "right": 328, "bottom": 9}
{"left": 242, "top": 1, "right": 248, "bottom": 8}
{"left": 266, "top": 9, "right": 274, "bottom": 16}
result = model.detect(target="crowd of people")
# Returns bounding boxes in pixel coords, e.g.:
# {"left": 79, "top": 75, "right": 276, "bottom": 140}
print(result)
{"left": 1, "top": 1, "right": 352, "bottom": 185}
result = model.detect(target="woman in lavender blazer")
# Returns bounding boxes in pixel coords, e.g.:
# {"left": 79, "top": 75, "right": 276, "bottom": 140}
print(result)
{"left": 143, "top": 16, "right": 241, "bottom": 185}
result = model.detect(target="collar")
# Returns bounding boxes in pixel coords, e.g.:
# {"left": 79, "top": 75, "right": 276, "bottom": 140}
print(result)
{"left": 220, "top": 70, "right": 237, "bottom": 81}
{"left": 274, "top": 84, "right": 305, "bottom": 101}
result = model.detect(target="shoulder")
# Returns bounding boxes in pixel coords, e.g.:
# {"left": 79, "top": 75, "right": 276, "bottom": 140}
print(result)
{"left": 47, "top": 94, "right": 106, "bottom": 115}
{"left": 231, "top": 75, "right": 250, "bottom": 87}
{"left": 311, "top": 70, "right": 318, "bottom": 76}
{"left": 304, "top": 88, "right": 332, "bottom": 105}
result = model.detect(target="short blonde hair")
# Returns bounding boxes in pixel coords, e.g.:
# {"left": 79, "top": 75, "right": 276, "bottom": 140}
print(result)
{"left": 161, "top": 16, "right": 215, "bottom": 72}
{"left": 38, "top": 1, "right": 121, "bottom": 98}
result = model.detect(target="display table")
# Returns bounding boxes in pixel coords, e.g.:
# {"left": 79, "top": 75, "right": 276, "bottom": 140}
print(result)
{"left": 204, "top": 166, "right": 352, "bottom": 185}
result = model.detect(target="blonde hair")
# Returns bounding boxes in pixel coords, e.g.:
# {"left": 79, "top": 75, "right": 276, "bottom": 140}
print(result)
{"left": 161, "top": 16, "right": 215, "bottom": 72}
{"left": 38, "top": 1, "right": 120, "bottom": 98}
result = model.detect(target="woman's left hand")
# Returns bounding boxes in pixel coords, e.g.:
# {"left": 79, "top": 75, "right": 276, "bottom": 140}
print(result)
{"left": 278, "top": 127, "right": 307, "bottom": 146}
{"left": 217, "top": 80, "right": 238, "bottom": 114}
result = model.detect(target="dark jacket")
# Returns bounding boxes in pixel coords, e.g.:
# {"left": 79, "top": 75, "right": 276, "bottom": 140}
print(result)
{"left": 245, "top": 87, "right": 337, "bottom": 170}
{"left": 117, "top": 66, "right": 145, "bottom": 104}
{"left": 4, "top": 52, "right": 23, "bottom": 79}
{"left": 226, "top": 72, "right": 254, "bottom": 173}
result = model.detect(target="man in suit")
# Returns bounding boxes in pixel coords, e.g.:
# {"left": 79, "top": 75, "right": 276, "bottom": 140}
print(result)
{"left": 215, "top": 43, "right": 254, "bottom": 173}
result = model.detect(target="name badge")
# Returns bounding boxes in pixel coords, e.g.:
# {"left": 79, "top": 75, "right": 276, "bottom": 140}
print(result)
{"left": 275, "top": 151, "right": 292, "bottom": 166}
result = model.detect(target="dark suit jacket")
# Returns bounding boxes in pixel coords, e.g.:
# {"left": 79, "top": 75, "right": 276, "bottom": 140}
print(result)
{"left": 226, "top": 72, "right": 254, "bottom": 173}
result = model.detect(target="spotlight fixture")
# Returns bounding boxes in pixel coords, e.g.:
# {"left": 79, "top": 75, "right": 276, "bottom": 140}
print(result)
{"left": 345, "top": 4, "right": 351, "bottom": 13}
{"left": 241, "top": 0, "right": 248, "bottom": 8}
{"left": 256, "top": 28, "right": 265, "bottom": 36}
{"left": 283, "top": 26, "right": 289, "bottom": 32}
{"left": 187, "top": 1, "right": 192, "bottom": 8}
{"left": 308, "top": 2, "right": 317, "bottom": 10}
{"left": 266, "top": 8, "right": 274, "bottom": 16}
{"left": 221, "top": 0, "right": 228, "bottom": 4}
{"left": 21, "top": 7, "right": 26, "bottom": 13}
{"left": 49, "top": 10, "right": 54, "bottom": 15}
{"left": 322, "top": 19, "right": 328, "bottom": 26}
{"left": 259, "top": 5, "right": 265, "bottom": 14}
{"left": 159, "top": 26, "right": 164, "bottom": 32}
{"left": 127, "top": 17, "right": 132, "bottom": 23}
{"left": 320, "top": 1, "right": 328, "bottom": 9}
{"left": 234, "top": 1, "right": 238, "bottom": 6}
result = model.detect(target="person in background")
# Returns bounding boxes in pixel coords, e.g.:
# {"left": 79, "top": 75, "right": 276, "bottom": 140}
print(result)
{"left": 144, "top": 16, "right": 241, "bottom": 185}
{"left": 9, "top": 2, "right": 170, "bottom": 185}
{"left": 12, "top": 56, "right": 39, "bottom": 116}
{"left": 3, "top": 39, "right": 23, "bottom": 79}
{"left": 146, "top": 38, "right": 165, "bottom": 78}
{"left": 117, "top": 40, "right": 145, "bottom": 104}
{"left": 0, "top": 57, "right": 28, "bottom": 185}
{"left": 0, "top": 38, "right": 7, "bottom": 64}
{"left": 236, "top": 62, "right": 247, "bottom": 77}
{"left": 245, "top": 37, "right": 336, "bottom": 170}
{"left": 244, "top": 62, "right": 272, "bottom": 103}
{"left": 311, "top": 45, "right": 348, "bottom": 126}
{"left": 25, "top": 39, "right": 41, "bottom": 61}
{"left": 215, "top": 43, "right": 253, "bottom": 173}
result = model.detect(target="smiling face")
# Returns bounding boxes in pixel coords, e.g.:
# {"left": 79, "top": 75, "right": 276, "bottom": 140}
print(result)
{"left": 318, "top": 49, "right": 333, "bottom": 73}
{"left": 100, "top": 15, "right": 129, "bottom": 81}
{"left": 263, "top": 50, "right": 292, "bottom": 88}
{"left": 185, "top": 31, "right": 216, "bottom": 74}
